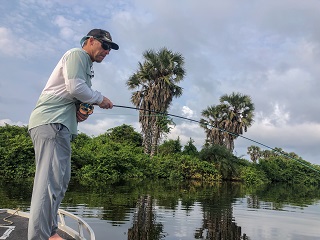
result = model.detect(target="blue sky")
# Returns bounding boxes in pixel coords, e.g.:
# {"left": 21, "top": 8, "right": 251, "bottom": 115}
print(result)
{"left": 1, "top": 0, "right": 320, "bottom": 164}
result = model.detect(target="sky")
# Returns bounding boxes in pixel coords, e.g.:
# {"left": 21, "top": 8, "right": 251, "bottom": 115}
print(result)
{"left": 1, "top": 0, "right": 320, "bottom": 165}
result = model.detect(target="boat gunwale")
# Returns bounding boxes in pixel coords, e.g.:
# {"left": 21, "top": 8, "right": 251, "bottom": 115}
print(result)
{"left": 0, "top": 209, "right": 95, "bottom": 240}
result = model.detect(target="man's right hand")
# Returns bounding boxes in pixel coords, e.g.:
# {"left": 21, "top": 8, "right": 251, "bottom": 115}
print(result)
{"left": 99, "top": 96, "right": 113, "bottom": 109}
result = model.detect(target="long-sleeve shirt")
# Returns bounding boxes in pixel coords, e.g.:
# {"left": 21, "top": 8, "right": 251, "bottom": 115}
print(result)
{"left": 28, "top": 48, "right": 103, "bottom": 136}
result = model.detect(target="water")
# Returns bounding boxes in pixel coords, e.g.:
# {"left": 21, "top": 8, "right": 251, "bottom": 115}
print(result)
{"left": 0, "top": 180, "right": 320, "bottom": 240}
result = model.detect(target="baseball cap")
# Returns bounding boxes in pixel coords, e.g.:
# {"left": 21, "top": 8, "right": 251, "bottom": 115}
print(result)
{"left": 80, "top": 29, "right": 119, "bottom": 50}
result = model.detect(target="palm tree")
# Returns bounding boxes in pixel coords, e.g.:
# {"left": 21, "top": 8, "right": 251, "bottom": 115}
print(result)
{"left": 200, "top": 105, "right": 226, "bottom": 146}
{"left": 200, "top": 92, "right": 255, "bottom": 151}
{"left": 219, "top": 92, "right": 255, "bottom": 151}
{"left": 127, "top": 48, "right": 185, "bottom": 156}
{"left": 247, "top": 145, "right": 261, "bottom": 163}
{"left": 262, "top": 150, "right": 273, "bottom": 159}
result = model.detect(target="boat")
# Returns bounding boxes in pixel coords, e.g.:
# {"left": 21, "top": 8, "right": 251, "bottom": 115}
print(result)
{"left": 0, "top": 208, "right": 95, "bottom": 240}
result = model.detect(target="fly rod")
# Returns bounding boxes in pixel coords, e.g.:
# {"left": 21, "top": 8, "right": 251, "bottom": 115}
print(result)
{"left": 78, "top": 102, "right": 320, "bottom": 173}
{"left": 112, "top": 104, "right": 320, "bottom": 174}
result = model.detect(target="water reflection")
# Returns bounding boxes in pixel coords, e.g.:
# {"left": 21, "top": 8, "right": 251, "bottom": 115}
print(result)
{"left": 1, "top": 180, "right": 320, "bottom": 240}
{"left": 0, "top": 179, "right": 32, "bottom": 209}
{"left": 193, "top": 183, "right": 248, "bottom": 240}
{"left": 194, "top": 207, "right": 246, "bottom": 240}
{"left": 128, "top": 195, "right": 164, "bottom": 240}
{"left": 123, "top": 182, "right": 249, "bottom": 240}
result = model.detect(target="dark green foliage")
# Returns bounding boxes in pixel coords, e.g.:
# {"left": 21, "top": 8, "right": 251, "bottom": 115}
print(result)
{"left": 105, "top": 124, "right": 143, "bottom": 147}
{"left": 240, "top": 165, "right": 269, "bottom": 185}
{"left": 258, "top": 156, "right": 320, "bottom": 185}
{"left": 200, "top": 144, "right": 235, "bottom": 163}
{"left": 1, "top": 124, "right": 320, "bottom": 187}
{"left": 158, "top": 137, "right": 182, "bottom": 156}
{"left": 0, "top": 124, "right": 35, "bottom": 179}
{"left": 182, "top": 138, "right": 198, "bottom": 156}
{"left": 75, "top": 139, "right": 148, "bottom": 185}
{"left": 199, "top": 144, "right": 243, "bottom": 180}
{"left": 179, "top": 155, "right": 219, "bottom": 181}
{"left": 71, "top": 133, "right": 96, "bottom": 174}
{"left": 146, "top": 154, "right": 219, "bottom": 181}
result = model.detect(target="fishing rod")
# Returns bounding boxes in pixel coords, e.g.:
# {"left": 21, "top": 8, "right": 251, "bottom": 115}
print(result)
{"left": 114, "top": 105, "right": 320, "bottom": 174}
{"left": 80, "top": 103, "right": 320, "bottom": 173}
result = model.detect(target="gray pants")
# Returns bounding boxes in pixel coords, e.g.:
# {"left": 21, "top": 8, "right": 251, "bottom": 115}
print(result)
{"left": 28, "top": 123, "right": 71, "bottom": 240}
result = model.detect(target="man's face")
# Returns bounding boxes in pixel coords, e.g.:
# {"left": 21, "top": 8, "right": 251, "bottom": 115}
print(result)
{"left": 88, "top": 38, "right": 111, "bottom": 63}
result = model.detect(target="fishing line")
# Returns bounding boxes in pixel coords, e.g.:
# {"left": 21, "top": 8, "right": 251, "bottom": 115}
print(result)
{"left": 112, "top": 104, "right": 320, "bottom": 174}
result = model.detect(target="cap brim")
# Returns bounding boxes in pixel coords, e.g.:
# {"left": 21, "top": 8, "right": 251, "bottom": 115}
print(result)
{"left": 100, "top": 36, "right": 119, "bottom": 50}
{"left": 109, "top": 42, "right": 119, "bottom": 50}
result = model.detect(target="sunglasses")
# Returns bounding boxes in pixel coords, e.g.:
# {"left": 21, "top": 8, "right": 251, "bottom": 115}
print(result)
{"left": 94, "top": 38, "right": 112, "bottom": 51}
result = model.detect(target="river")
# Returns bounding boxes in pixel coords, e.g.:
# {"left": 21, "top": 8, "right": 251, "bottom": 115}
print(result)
{"left": 0, "top": 180, "right": 320, "bottom": 240}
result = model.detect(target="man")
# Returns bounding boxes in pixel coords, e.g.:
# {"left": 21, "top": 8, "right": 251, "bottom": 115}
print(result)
{"left": 28, "top": 29, "right": 119, "bottom": 240}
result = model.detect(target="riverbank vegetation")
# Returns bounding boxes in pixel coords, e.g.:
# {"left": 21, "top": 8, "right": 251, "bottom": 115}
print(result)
{"left": 1, "top": 124, "right": 319, "bottom": 186}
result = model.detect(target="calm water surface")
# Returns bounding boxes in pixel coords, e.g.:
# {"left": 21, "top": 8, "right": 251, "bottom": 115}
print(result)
{"left": 0, "top": 180, "right": 320, "bottom": 240}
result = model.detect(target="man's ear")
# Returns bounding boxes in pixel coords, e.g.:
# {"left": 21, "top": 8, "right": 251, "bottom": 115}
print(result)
{"left": 83, "top": 37, "right": 94, "bottom": 49}
{"left": 86, "top": 37, "right": 93, "bottom": 46}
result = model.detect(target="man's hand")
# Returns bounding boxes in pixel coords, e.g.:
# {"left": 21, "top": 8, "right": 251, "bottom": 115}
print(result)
{"left": 99, "top": 96, "right": 113, "bottom": 109}
{"left": 76, "top": 111, "right": 89, "bottom": 122}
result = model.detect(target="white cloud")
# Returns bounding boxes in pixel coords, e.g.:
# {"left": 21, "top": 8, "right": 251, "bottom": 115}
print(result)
{"left": 53, "top": 15, "right": 85, "bottom": 41}
{"left": 0, "top": 119, "right": 25, "bottom": 127}
{"left": 0, "top": 28, "right": 15, "bottom": 55}
{"left": 166, "top": 122, "right": 205, "bottom": 149}
{"left": 78, "top": 117, "right": 126, "bottom": 136}
{"left": 181, "top": 106, "right": 194, "bottom": 118}
{"left": 256, "top": 103, "right": 290, "bottom": 127}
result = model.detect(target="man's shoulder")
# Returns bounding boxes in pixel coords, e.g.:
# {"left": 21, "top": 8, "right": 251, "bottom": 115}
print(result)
{"left": 63, "top": 48, "right": 91, "bottom": 63}
{"left": 66, "top": 48, "right": 87, "bottom": 57}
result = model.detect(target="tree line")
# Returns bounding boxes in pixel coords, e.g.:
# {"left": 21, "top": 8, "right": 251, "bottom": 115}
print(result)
{"left": 1, "top": 123, "right": 320, "bottom": 186}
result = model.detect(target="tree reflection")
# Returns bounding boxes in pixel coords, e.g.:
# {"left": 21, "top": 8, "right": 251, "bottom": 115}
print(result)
{"left": 194, "top": 207, "right": 248, "bottom": 240}
{"left": 194, "top": 183, "right": 249, "bottom": 240}
{"left": 3, "top": 179, "right": 320, "bottom": 240}
{"left": 128, "top": 195, "right": 164, "bottom": 240}
{"left": 246, "top": 194, "right": 260, "bottom": 209}
{"left": 127, "top": 183, "right": 249, "bottom": 240}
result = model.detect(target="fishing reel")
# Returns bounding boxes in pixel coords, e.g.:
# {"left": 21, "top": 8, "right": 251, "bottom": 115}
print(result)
{"left": 79, "top": 103, "right": 94, "bottom": 116}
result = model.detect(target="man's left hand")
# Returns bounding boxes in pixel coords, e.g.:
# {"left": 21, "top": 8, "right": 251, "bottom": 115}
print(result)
{"left": 76, "top": 111, "right": 89, "bottom": 122}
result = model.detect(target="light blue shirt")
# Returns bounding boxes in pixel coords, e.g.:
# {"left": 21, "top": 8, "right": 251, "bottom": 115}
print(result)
{"left": 29, "top": 48, "right": 103, "bottom": 136}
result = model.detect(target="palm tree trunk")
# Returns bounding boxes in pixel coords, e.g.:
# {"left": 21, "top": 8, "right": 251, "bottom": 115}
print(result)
{"left": 150, "top": 122, "right": 160, "bottom": 156}
{"left": 143, "top": 128, "right": 152, "bottom": 155}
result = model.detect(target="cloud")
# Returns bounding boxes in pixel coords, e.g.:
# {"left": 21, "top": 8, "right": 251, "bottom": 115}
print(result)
{"left": 236, "top": 120, "right": 320, "bottom": 162}
{"left": 166, "top": 122, "right": 205, "bottom": 148}
{"left": 0, "top": 28, "right": 16, "bottom": 55}
{"left": 181, "top": 106, "right": 194, "bottom": 118}
{"left": 78, "top": 113, "right": 141, "bottom": 137}
{"left": 256, "top": 103, "right": 290, "bottom": 127}
{"left": 0, "top": 119, "right": 26, "bottom": 127}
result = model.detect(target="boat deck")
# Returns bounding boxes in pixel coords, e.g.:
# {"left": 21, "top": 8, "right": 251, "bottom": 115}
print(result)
{"left": 0, "top": 210, "right": 75, "bottom": 240}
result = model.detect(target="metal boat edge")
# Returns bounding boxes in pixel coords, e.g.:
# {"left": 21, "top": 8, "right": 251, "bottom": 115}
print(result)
{"left": 0, "top": 208, "right": 96, "bottom": 240}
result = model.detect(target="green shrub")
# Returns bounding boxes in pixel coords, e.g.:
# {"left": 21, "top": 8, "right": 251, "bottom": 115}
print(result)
{"left": 240, "top": 165, "right": 269, "bottom": 185}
